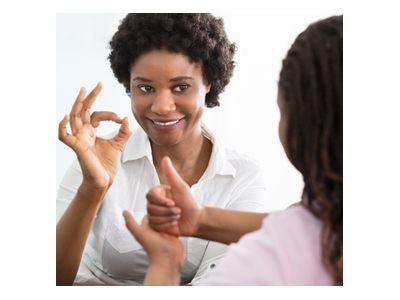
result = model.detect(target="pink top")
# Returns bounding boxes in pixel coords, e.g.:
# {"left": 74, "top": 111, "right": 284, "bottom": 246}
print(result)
{"left": 199, "top": 206, "right": 333, "bottom": 285}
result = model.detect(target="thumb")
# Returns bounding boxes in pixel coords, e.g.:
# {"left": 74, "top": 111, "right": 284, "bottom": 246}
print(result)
{"left": 123, "top": 210, "right": 143, "bottom": 241}
{"left": 161, "top": 156, "right": 188, "bottom": 192}
{"left": 111, "top": 117, "right": 132, "bottom": 148}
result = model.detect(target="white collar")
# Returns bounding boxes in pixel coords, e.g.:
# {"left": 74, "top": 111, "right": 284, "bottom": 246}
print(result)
{"left": 122, "top": 125, "right": 153, "bottom": 163}
{"left": 122, "top": 122, "right": 236, "bottom": 179}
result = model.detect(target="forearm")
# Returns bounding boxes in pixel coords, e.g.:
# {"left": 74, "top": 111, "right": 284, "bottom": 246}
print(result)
{"left": 144, "top": 261, "right": 182, "bottom": 286}
{"left": 56, "top": 183, "right": 107, "bottom": 286}
{"left": 195, "top": 207, "right": 268, "bottom": 245}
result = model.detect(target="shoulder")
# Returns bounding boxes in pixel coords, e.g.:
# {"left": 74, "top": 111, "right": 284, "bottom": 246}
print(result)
{"left": 264, "top": 205, "right": 321, "bottom": 229}
{"left": 199, "top": 206, "right": 326, "bottom": 286}
{"left": 261, "top": 206, "right": 323, "bottom": 244}
{"left": 258, "top": 206, "right": 331, "bottom": 284}
{"left": 217, "top": 206, "right": 330, "bottom": 285}
{"left": 224, "top": 147, "right": 264, "bottom": 174}
{"left": 223, "top": 147, "right": 266, "bottom": 190}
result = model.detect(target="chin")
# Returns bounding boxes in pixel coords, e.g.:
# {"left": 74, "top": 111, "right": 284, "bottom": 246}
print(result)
{"left": 148, "top": 133, "right": 183, "bottom": 147}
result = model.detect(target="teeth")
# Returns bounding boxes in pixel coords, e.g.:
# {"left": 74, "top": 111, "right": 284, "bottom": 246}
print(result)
{"left": 153, "top": 119, "right": 180, "bottom": 126}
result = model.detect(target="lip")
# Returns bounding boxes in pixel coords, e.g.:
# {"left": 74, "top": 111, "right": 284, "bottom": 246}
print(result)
{"left": 147, "top": 117, "right": 184, "bottom": 133}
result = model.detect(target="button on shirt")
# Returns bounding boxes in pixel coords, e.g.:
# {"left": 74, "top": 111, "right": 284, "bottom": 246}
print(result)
{"left": 56, "top": 123, "right": 268, "bottom": 285}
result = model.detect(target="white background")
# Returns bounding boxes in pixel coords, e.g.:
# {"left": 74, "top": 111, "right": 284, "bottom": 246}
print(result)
{"left": 56, "top": 13, "right": 340, "bottom": 210}
{"left": 2, "top": 2, "right": 399, "bottom": 298}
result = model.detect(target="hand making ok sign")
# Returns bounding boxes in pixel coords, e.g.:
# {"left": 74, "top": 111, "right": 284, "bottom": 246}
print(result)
{"left": 58, "top": 82, "right": 131, "bottom": 190}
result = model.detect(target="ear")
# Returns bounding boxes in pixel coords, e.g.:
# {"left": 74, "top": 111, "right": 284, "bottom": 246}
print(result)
{"left": 206, "top": 82, "right": 212, "bottom": 94}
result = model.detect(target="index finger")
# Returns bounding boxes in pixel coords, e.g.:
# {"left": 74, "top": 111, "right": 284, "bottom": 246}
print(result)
{"left": 123, "top": 210, "right": 143, "bottom": 240}
{"left": 81, "top": 82, "right": 103, "bottom": 124}
{"left": 69, "top": 87, "right": 87, "bottom": 133}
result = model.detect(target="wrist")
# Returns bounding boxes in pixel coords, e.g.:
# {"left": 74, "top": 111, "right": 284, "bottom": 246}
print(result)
{"left": 193, "top": 206, "right": 207, "bottom": 239}
{"left": 145, "top": 259, "right": 182, "bottom": 286}
{"left": 78, "top": 181, "right": 108, "bottom": 201}
{"left": 76, "top": 155, "right": 113, "bottom": 190}
{"left": 149, "top": 255, "right": 183, "bottom": 273}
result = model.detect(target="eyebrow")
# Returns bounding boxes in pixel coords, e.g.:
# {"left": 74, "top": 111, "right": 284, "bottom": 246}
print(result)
{"left": 132, "top": 76, "right": 195, "bottom": 83}
{"left": 132, "top": 77, "right": 152, "bottom": 82}
{"left": 169, "top": 76, "right": 195, "bottom": 82}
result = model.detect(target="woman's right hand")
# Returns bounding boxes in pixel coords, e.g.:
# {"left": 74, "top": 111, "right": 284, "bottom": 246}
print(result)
{"left": 58, "top": 82, "right": 131, "bottom": 191}
{"left": 146, "top": 157, "right": 203, "bottom": 237}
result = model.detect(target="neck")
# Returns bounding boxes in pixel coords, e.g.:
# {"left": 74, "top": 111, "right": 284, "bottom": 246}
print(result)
{"left": 151, "top": 127, "right": 210, "bottom": 171}
{"left": 151, "top": 126, "right": 213, "bottom": 186}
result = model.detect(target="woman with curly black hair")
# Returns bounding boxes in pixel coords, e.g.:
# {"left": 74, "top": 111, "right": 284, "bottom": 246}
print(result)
{"left": 108, "top": 13, "right": 236, "bottom": 109}
{"left": 56, "top": 13, "right": 268, "bottom": 286}
{"left": 125, "top": 15, "right": 343, "bottom": 286}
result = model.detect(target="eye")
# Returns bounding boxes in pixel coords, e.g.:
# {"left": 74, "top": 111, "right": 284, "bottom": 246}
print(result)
{"left": 139, "top": 85, "right": 154, "bottom": 92}
{"left": 173, "top": 84, "right": 189, "bottom": 92}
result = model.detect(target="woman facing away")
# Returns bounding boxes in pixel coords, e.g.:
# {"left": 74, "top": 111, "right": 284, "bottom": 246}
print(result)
{"left": 56, "top": 14, "right": 269, "bottom": 286}
{"left": 124, "top": 15, "right": 343, "bottom": 285}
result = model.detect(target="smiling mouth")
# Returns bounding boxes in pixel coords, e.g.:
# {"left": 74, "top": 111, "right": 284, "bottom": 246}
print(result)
{"left": 150, "top": 118, "right": 183, "bottom": 126}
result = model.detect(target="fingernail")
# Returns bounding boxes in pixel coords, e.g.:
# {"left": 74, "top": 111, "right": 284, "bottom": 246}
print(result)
{"left": 171, "top": 214, "right": 180, "bottom": 220}
{"left": 165, "top": 201, "right": 174, "bottom": 207}
{"left": 172, "top": 208, "right": 180, "bottom": 214}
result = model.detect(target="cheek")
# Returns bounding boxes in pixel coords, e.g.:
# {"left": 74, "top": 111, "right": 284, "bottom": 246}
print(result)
{"left": 131, "top": 95, "right": 145, "bottom": 112}
{"left": 190, "top": 99, "right": 205, "bottom": 119}
{"left": 130, "top": 97, "right": 147, "bottom": 123}
{"left": 182, "top": 91, "right": 205, "bottom": 116}
{"left": 278, "top": 119, "right": 284, "bottom": 144}
{"left": 278, "top": 115, "right": 289, "bottom": 155}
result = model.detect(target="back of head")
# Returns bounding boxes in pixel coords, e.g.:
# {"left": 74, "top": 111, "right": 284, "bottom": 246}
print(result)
{"left": 278, "top": 16, "right": 343, "bottom": 285}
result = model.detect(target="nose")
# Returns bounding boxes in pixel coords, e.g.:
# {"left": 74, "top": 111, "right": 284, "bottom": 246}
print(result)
{"left": 151, "top": 90, "right": 176, "bottom": 115}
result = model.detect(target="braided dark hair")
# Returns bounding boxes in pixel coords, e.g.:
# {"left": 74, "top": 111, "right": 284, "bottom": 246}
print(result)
{"left": 108, "top": 13, "right": 236, "bottom": 108}
{"left": 278, "top": 15, "right": 343, "bottom": 285}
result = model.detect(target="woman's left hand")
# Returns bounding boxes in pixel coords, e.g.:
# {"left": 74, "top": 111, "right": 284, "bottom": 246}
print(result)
{"left": 123, "top": 211, "right": 185, "bottom": 274}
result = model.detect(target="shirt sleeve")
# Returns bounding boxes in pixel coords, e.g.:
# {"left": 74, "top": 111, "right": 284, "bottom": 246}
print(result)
{"left": 74, "top": 256, "right": 105, "bottom": 284}
{"left": 56, "top": 159, "right": 83, "bottom": 224}
{"left": 57, "top": 160, "right": 109, "bottom": 284}
{"left": 190, "top": 165, "right": 268, "bottom": 285}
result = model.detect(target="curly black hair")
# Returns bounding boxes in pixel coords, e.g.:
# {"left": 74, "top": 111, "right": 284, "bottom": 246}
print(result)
{"left": 108, "top": 13, "right": 236, "bottom": 108}
{"left": 279, "top": 15, "right": 343, "bottom": 285}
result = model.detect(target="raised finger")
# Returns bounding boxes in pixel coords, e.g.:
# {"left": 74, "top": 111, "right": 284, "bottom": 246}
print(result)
{"left": 162, "top": 156, "right": 189, "bottom": 191}
{"left": 69, "top": 87, "right": 87, "bottom": 133}
{"left": 123, "top": 210, "right": 144, "bottom": 241}
{"left": 90, "top": 111, "right": 122, "bottom": 128}
{"left": 109, "top": 117, "right": 132, "bottom": 151}
{"left": 58, "top": 114, "right": 77, "bottom": 148}
{"left": 81, "top": 82, "right": 103, "bottom": 124}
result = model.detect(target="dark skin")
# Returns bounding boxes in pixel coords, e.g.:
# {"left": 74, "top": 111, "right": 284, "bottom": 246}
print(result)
{"left": 57, "top": 83, "right": 131, "bottom": 286}
{"left": 141, "top": 87, "right": 293, "bottom": 241}
{"left": 123, "top": 88, "right": 293, "bottom": 286}
{"left": 57, "top": 48, "right": 213, "bottom": 286}
{"left": 154, "top": 135, "right": 212, "bottom": 188}
{"left": 129, "top": 48, "right": 212, "bottom": 188}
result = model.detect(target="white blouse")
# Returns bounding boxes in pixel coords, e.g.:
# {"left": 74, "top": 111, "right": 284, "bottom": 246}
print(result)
{"left": 56, "top": 123, "right": 268, "bottom": 285}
